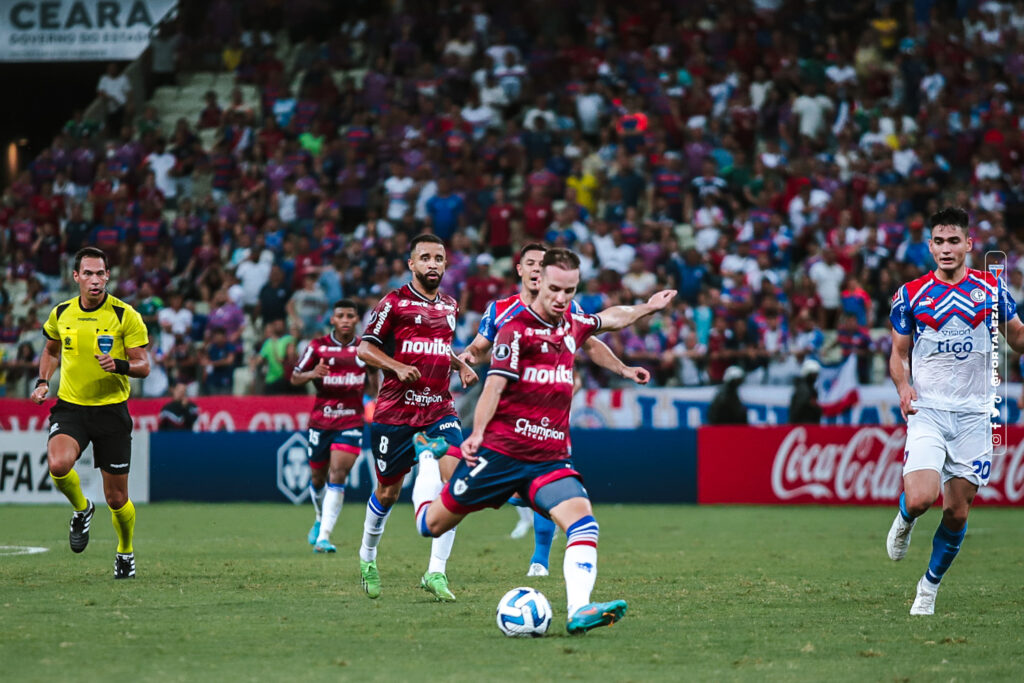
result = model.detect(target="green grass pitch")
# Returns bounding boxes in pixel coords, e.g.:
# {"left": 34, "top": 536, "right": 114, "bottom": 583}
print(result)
{"left": 1, "top": 503, "right": 1022, "bottom": 682}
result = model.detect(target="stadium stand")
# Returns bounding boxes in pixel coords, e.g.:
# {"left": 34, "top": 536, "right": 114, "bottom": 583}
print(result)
{"left": 2, "top": 0, "right": 1023, "bottom": 398}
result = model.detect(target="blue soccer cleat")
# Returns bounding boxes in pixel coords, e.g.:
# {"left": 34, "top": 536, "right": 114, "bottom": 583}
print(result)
{"left": 313, "top": 539, "right": 337, "bottom": 554}
{"left": 307, "top": 521, "right": 320, "bottom": 546}
{"left": 413, "top": 432, "right": 449, "bottom": 459}
{"left": 566, "top": 600, "right": 628, "bottom": 635}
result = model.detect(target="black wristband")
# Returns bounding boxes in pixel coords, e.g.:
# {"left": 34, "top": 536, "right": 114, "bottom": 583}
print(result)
{"left": 113, "top": 359, "right": 130, "bottom": 375}
{"left": 35, "top": 378, "right": 49, "bottom": 388}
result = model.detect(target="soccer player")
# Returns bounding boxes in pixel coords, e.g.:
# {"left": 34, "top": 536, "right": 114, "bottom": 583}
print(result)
{"left": 355, "top": 234, "right": 478, "bottom": 601}
{"left": 458, "top": 242, "right": 650, "bottom": 577}
{"left": 291, "top": 299, "right": 379, "bottom": 553}
{"left": 31, "top": 247, "right": 150, "bottom": 579}
{"left": 414, "top": 248, "right": 676, "bottom": 633}
{"left": 887, "top": 207, "right": 1024, "bottom": 615}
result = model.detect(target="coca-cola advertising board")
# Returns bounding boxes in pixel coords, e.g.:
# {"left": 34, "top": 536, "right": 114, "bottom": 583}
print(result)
{"left": 698, "top": 425, "right": 1024, "bottom": 506}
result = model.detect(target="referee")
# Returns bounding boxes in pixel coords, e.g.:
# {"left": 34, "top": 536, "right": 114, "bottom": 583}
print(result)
{"left": 31, "top": 247, "right": 150, "bottom": 579}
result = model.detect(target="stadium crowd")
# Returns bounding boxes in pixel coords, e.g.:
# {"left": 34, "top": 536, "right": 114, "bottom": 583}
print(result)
{"left": 3, "top": 0, "right": 1024, "bottom": 398}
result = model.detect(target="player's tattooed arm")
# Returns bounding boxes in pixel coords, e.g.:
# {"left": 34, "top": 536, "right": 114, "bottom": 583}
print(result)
{"left": 357, "top": 340, "right": 421, "bottom": 383}
{"left": 889, "top": 329, "right": 917, "bottom": 420}
{"left": 582, "top": 336, "right": 650, "bottom": 384}
{"left": 449, "top": 350, "right": 479, "bottom": 388}
{"left": 462, "top": 374, "right": 508, "bottom": 464}
{"left": 596, "top": 289, "right": 678, "bottom": 332}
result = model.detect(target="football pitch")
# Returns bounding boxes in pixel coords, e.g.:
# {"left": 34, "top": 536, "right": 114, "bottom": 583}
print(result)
{"left": 1, "top": 503, "right": 1022, "bottom": 682}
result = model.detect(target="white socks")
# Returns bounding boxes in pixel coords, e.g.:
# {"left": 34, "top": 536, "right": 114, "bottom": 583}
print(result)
{"left": 359, "top": 493, "right": 391, "bottom": 563}
{"left": 428, "top": 528, "right": 457, "bottom": 574}
{"left": 317, "top": 483, "right": 345, "bottom": 542}
{"left": 564, "top": 516, "right": 600, "bottom": 615}
{"left": 309, "top": 482, "right": 326, "bottom": 521}
{"left": 413, "top": 455, "right": 455, "bottom": 574}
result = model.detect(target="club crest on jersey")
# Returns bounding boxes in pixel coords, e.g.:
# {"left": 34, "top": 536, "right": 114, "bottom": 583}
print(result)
{"left": 446, "top": 314, "right": 456, "bottom": 330}
{"left": 565, "top": 336, "right": 576, "bottom": 354}
{"left": 453, "top": 479, "right": 468, "bottom": 496}
{"left": 494, "top": 343, "right": 511, "bottom": 361}
{"left": 970, "top": 288, "right": 986, "bottom": 303}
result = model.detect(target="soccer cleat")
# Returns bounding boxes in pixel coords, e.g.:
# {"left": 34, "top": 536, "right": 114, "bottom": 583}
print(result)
{"left": 313, "top": 539, "right": 337, "bottom": 554}
{"left": 114, "top": 552, "right": 135, "bottom": 579}
{"left": 510, "top": 519, "right": 533, "bottom": 539}
{"left": 886, "top": 513, "right": 916, "bottom": 561}
{"left": 527, "top": 562, "right": 550, "bottom": 577}
{"left": 420, "top": 572, "right": 456, "bottom": 602}
{"left": 360, "top": 560, "right": 381, "bottom": 599}
{"left": 566, "top": 600, "right": 628, "bottom": 635}
{"left": 307, "top": 521, "right": 321, "bottom": 546}
{"left": 910, "top": 576, "right": 938, "bottom": 615}
{"left": 69, "top": 500, "right": 95, "bottom": 553}
{"left": 413, "top": 432, "right": 449, "bottom": 459}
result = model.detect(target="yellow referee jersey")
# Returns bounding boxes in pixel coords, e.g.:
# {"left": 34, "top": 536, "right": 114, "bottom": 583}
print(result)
{"left": 43, "top": 293, "right": 149, "bottom": 406}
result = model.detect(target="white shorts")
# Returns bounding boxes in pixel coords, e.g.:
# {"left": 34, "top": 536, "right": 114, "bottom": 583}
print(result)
{"left": 904, "top": 407, "right": 992, "bottom": 487}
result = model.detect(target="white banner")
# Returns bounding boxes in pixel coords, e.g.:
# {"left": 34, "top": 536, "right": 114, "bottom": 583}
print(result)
{"left": 0, "top": 0, "right": 176, "bottom": 62}
{"left": 0, "top": 431, "right": 149, "bottom": 503}
{"left": 571, "top": 383, "right": 1024, "bottom": 429}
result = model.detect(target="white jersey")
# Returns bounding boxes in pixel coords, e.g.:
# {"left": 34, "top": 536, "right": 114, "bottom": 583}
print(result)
{"left": 890, "top": 268, "right": 1017, "bottom": 413}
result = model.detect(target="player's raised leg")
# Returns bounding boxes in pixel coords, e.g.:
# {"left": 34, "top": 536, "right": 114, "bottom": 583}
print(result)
{"left": 887, "top": 412, "right": 946, "bottom": 561}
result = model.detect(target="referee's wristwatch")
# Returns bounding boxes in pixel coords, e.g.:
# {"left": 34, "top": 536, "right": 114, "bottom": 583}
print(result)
{"left": 35, "top": 378, "right": 49, "bottom": 388}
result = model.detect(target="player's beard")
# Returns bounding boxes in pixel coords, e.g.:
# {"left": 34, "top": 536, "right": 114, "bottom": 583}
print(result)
{"left": 414, "top": 269, "right": 444, "bottom": 295}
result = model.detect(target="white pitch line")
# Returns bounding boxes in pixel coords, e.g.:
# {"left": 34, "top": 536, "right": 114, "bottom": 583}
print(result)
{"left": 0, "top": 545, "right": 50, "bottom": 556}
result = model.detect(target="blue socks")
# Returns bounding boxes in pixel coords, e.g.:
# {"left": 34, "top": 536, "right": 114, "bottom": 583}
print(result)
{"left": 898, "top": 492, "right": 915, "bottom": 523}
{"left": 530, "top": 512, "right": 556, "bottom": 568}
{"left": 925, "top": 522, "right": 966, "bottom": 585}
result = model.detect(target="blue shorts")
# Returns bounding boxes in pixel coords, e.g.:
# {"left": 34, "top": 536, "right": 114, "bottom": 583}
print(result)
{"left": 369, "top": 416, "right": 463, "bottom": 485}
{"left": 441, "top": 447, "right": 582, "bottom": 515}
{"left": 307, "top": 427, "right": 363, "bottom": 468}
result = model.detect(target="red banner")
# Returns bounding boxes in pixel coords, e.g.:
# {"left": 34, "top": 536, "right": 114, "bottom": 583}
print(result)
{"left": 698, "top": 425, "right": 1024, "bottom": 506}
{"left": 0, "top": 396, "right": 317, "bottom": 433}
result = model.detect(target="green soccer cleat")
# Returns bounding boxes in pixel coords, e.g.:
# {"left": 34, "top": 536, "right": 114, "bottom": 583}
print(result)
{"left": 313, "top": 539, "right": 336, "bottom": 554}
{"left": 307, "top": 521, "right": 320, "bottom": 546}
{"left": 360, "top": 560, "right": 381, "bottom": 599}
{"left": 413, "top": 432, "right": 449, "bottom": 459}
{"left": 420, "top": 572, "right": 456, "bottom": 602}
{"left": 566, "top": 600, "right": 628, "bottom": 635}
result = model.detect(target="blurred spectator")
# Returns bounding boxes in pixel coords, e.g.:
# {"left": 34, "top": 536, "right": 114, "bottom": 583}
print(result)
{"left": 252, "top": 318, "right": 296, "bottom": 395}
{"left": 158, "top": 382, "right": 200, "bottom": 431}
{"left": 789, "top": 359, "right": 822, "bottom": 424}
{"left": 200, "top": 328, "right": 237, "bottom": 395}
{"left": 709, "top": 366, "right": 748, "bottom": 425}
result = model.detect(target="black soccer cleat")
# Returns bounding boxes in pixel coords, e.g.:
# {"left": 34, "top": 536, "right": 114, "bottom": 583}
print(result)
{"left": 69, "top": 500, "right": 95, "bottom": 553}
{"left": 114, "top": 553, "right": 136, "bottom": 579}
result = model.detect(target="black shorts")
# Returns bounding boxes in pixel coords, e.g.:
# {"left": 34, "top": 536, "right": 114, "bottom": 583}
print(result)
{"left": 48, "top": 399, "right": 133, "bottom": 474}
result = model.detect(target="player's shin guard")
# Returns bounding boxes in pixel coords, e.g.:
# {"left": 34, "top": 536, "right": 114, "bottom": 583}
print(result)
{"left": 318, "top": 484, "right": 345, "bottom": 542}
{"left": 309, "top": 482, "right": 326, "bottom": 521}
{"left": 358, "top": 493, "right": 392, "bottom": 563}
{"left": 412, "top": 455, "right": 444, "bottom": 537}
{"left": 428, "top": 527, "right": 456, "bottom": 574}
{"left": 51, "top": 469, "right": 88, "bottom": 512}
{"left": 925, "top": 522, "right": 966, "bottom": 585}
{"left": 110, "top": 500, "right": 136, "bottom": 554}
{"left": 531, "top": 513, "right": 556, "bottom": 568}
{"left": 563, "top": 516, "right": 599, "bottom": 616}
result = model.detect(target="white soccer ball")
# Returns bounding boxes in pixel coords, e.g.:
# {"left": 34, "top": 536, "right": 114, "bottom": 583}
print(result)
{"left": 496, "top": 586, "right": 552, "bottom": 637}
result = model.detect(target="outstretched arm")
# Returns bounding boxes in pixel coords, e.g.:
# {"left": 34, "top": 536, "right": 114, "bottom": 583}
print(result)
{"left": 596, "top": 289, "right": 677, "bottom": 332}
{"left": 582, "top": 335, "right": 650, "bottom": 384}
{"left": 457, "top": 333, "right": 494, "bottom": 366}
{"left": 450, "top": 350, "right": 479, "bottom": 388}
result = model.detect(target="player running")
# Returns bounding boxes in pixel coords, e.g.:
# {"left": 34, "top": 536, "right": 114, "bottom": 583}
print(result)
{"left": 458, "top": 242, "right": 649, "bottom": 577}
{"left": 355, "top": 234, "right": 477, "bottom": 601}
{"left": 291, "top": 299, "right": 379, "bottom": 554}
{"left": 887, "top": 207, "right": 1024, "bottom": 615}
{"left": 414, "top": 248, "right": 676, "bottom": 633}
{"left": 31, "top": 247, "right": 150, "bottom": 579}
